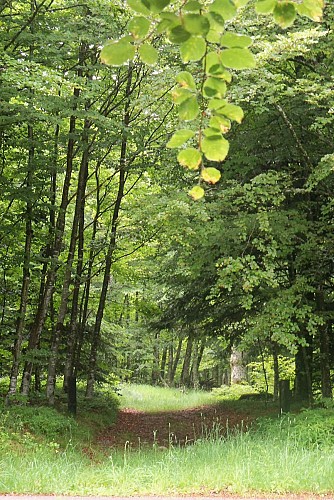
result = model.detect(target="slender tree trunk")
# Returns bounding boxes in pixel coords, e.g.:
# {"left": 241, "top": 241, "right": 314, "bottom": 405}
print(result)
{"left": 272, "top": 342, "right": 280, "bottom": 401}
{"left": 46, "top": 115, "right": 90, "bottom": 405}
{"left": 315, "top": 287, "right": 332, "bottom": 398}
{"left": 85, "top": 66, "right": 133, "bottom": 398}
{"left": 171, "top": 337, "right": 182, "bottom": 382}
{"left": 167, "top": 342, "right": 174, "bottom": 386}
{"left": 151, "top": 332, "right": 160, "bottom": 385}
{"left": 180, "top": 332, "right": 193, "bottom": 387}
{"left": 65, "top": 162, "right": 103, "bottom": 390}
{"left": 160, "top": 345, "right": 168, "bottom": 381}
{"left": 7, "top": 124, "right": 34, "bottom": 397}
{"left": 191, "top": 337, "right": 199, "bottom": 389}
{"left": 20, "top": 107, "right": 78, "bottom": 396}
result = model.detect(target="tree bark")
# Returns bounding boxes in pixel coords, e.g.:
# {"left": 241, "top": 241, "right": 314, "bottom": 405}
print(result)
{"left": 272, "top": 342, "right": 280, "bottom": 401}
{"left": 7, "top": 123, "right": 34, "bottom": 397}
{"left": 20, "top": 41, "right": 87, "bottom": 397}
{"left": 230, "top": 346, "right": 248, "bottom": 385}
{"left": 46, "top": 114, "right": 90, "bottom": 405}
{"left": 180, "top": 331, "right": 193, "bottom": 387}
{"left": 315, "top": 287, "right": 332, "bottom": 398}
{"left": 294, "top": 335, "right": 313, "bottom": 403}
{"left": 85, "top": 65, "right": 133, "bottom": 398}
{"left": 171, "top": 337, "right": 183, "bottom": 383}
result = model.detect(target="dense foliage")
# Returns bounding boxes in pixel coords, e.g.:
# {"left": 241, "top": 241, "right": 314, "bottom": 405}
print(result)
{"left": 0, "top": 0, "right": 332, "bottom": 411}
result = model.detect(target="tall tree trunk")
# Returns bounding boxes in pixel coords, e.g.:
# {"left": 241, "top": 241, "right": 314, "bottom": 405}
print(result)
{"left": 66, "top": 161, "right": 103, "bottom": 390}
{"left": 171, "top": 337, "right": 183, "bottom": 383}
{"left": 230, "top": 346, "right": 248, "bottom": 385}
{"left": 315, "top": 287, "right": 332, "bottom": 398}
{"left": 7, "top": 123, "right": 34, "bottom": 397}
{"left": 190, "top": 337, "right": 199, "bottom": 389}
{"left": 151, "top": 331, "right": 160, "bottom": 385}
{"left": 46, "top": 114, "right": 90, "bottom": 405}
{"left": 180, "top": 332, "right": 193, "bottom": 387}
{"left": 272, "top": 342, "right": 280, "bottom": 401}
{"left": 20, "top": 40, "right": 87, "bottom": 396}
{"left": 20, "top": 105, "right": 78, "bottom": 396}
{"left": 167, "top": 342, "right": 174, "bottom": 386}
{"left": 85, "top": 66, "right": 133, "bottom": 398}
{"left": 160, "top": 345, "right": 168, "bottom": 382}
{"left": 294, "top": 334, "right": 313, "bottom": 403}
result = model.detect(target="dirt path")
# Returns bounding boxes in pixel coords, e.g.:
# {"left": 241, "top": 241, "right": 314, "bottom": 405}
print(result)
{"left": 97, "top": 403, "right": 270, "bottom": 449}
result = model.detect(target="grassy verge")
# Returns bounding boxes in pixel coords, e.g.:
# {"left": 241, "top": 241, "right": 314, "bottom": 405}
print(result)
{"left": 119, "top": 383, "right": 216, "bottom": 411}
{"left": 1, "top": 382, "right": 334, "bottom": 496}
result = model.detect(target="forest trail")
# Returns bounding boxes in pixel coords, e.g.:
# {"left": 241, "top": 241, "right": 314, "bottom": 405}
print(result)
{"left": 97, "top": 403, "right": 272, "bottom": 449}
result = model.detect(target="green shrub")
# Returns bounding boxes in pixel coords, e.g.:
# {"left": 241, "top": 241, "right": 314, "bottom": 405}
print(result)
{"left": 211, "top": 383, "right": 258, "bottom": 400}
{"left": 255, "top": 408, "right": 334, "bottom": 449}
{"left": 3, "top": 405, "right": 77, "bottom": 441}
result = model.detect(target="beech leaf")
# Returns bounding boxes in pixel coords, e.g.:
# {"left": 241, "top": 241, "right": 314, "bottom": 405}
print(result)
{"left": 189, "top": 185, "right": 205, "bottom": 200}
{"left": 139, "top": 44, "right": 159, "bottom": 64}
{"left": 221, "top": 47, "right": 256, "bottom": 69}
{"left": 180, "top": 36, "right": 206, "bottom": 62}
{"left": 177, "top": 148, "right": 202, "bottom": 169}
{"left": 201, "top": 167, "right": 221, "bottom": 184}
{"left": 167, "top": 129, "right": 195, "bottom": 148}
{"left": 201, "top": 136, "right": 229, "bottom": 162}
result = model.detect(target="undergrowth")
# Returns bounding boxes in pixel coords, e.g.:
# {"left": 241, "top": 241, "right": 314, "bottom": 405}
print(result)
{"left": 0, "top": 381, "right": 334, "bottom": 496}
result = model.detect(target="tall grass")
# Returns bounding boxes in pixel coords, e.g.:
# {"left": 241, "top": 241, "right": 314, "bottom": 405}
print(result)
{"left": 119, "top": 383, "right": 215, "bottom": 411}
{"left": 1, "top": 414, "right": 334, "bottom": 495}
{"left": 1, "top": 383, "right": 334, "bottom": 496}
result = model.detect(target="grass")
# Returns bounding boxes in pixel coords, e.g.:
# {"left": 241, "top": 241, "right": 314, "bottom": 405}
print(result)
{"left": 1, "top": 381, "right": 334, "bottom": 496}
{"left": 119, "top": 383, "right": 216, "bottom": 411}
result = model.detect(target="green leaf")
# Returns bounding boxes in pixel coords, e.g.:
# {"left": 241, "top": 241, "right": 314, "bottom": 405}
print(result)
{"left": 201, "top": 136, "right": 229, "bottom": 161}
{"left": 171, "top": 87, "right": 193, "bottom": 104}
{"left": 157, "top": 13, "right": 179, "bottom": 33}
{"left": 221, "top": 47, "right": 256, "bottom": 69}
{"left": 148, "top": 0, "right": 171, "bottom": 13}
{"left": 189, "top": 185, "right": 205, "bottom": 200}
{"left": 167, "top": 129, "right": 195, "bottom": 148}
{"left": 139, "top": 44, "right": 159, "bottom": 64}
{"left": 180, "top": 36, "right": 207, "bottom": 62}
{"left": 203, "top": 77, "right": 227, "bottom": 98}
{"left": 183, "top": 14, "right": 210, "bottom": 35}
{"left": 273, "top": 2, "right": 296, "bottom": 28}
{"left": 201, "top": 167, "right": 221, "bottom": 184}
{"left": 217, "top": 102, "right": 244, "bottom": 123}
{"left": 220, "top": 32, "right": 252, "bottom": 48}
{"left": 127, "top": 0, "right": 151, "bottom": 14}
{"left": 207, "top": 11, "right": 225, "bottom": 28}
{"left": 128, "top": 16, "right": 151, "bottom": 38}
{"left": 296, "top": 0, "right": 323, "bottom": 21}
{"left": 205, "top": 52, "right": 232, "bottom": 81}
{"left": 100, "top": 40, "right": 135, "bottom": 66}
{"left": 206, "top": 30, "right": 221, "bottom": 43}
{"left": 203, "top": 127, "right": 221, "bottom": 137}
{"left": 208, "top": 98, "right": 227, "bottom": 111}
{"left": 234, "top": 0, "right": 250, "bottom": 6}
{"left": 176, "top": 71, "right": 196, "bottom": 90}
{"left": 169, "top": 25, "right": 191, "bottom": 43}
{"left": 178, "top": 148, "right": 202, "bottom": 169}
{"left": 255, "top": 0, "right": 276, "bottom": 14}
{"left": 209, "top": 115, "right": 231, "bottom": 133}
{"left": 184, "top": 1, "right": 202, "bottom": 11}
{"left": 209, "top": 0, "right": 237, "bottom": 21}
{"left": 178, "top": 96, "right": 200, "bottom": 121}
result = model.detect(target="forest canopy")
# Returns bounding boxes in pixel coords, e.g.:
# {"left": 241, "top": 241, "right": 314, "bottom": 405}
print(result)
{"left": 0, "top": 0, "right": 332, "bottom": 411}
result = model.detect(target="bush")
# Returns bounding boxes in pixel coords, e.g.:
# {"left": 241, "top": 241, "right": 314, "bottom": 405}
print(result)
{"left": 2, "top": 405, "right": 77, "bottom": 441}
{"left": 255, "top": 408, "right": 334, "bottom": 449}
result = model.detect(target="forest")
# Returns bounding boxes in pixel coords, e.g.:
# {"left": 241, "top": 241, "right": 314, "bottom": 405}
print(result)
{"left": 0, "top": 0, "right": 333, "bottom": 414}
